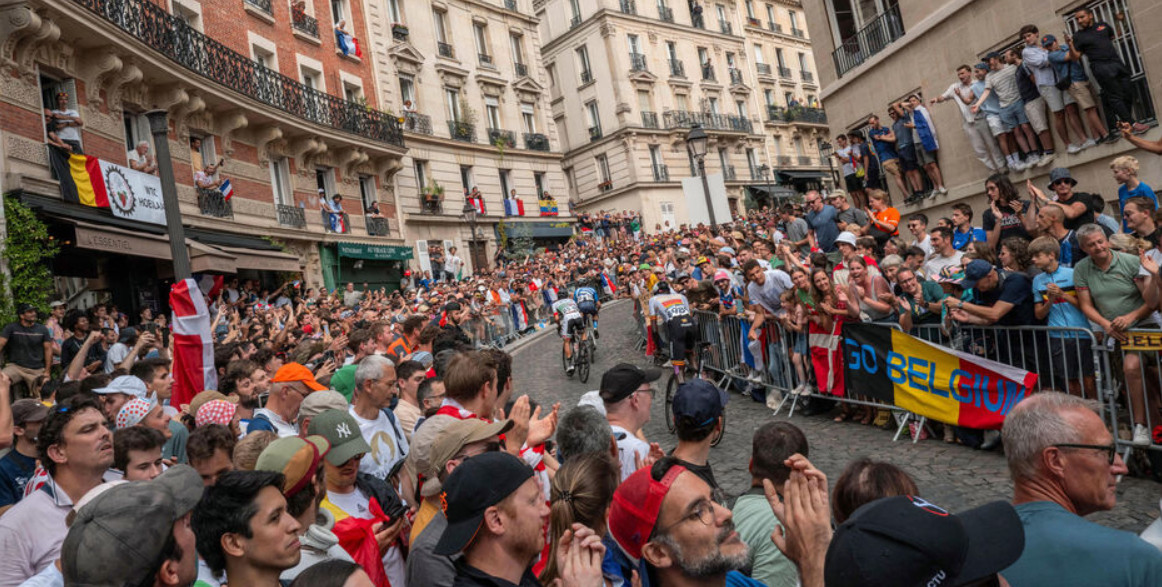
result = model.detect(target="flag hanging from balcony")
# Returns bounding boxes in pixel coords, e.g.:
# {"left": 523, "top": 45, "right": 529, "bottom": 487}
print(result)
{"left": 468, "top": 196, "right": 486, "bottom": 215}
{"left": 538, "top": 199, "right": 558, "bottom": 216}
{"left": 504, "top": 198, "right": 525, "bottom": 216}
{"left": 219, "top": 179, "right": 234, "bottom": 201}
{"left": 336, "top": 30, "right": 363, "bottom": 58}
{"left": 59, "top": 153, "right": 111, "bottom": 208}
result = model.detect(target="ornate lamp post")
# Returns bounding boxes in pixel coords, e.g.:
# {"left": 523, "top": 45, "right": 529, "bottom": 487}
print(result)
{"left": 684, "top": 124, "right": 716, "bottom": 225}
{"left": 146, "top": 110, "right": 190, "bottom": 280}
{"left": 461, "top": 199, "right": 484, "bottom": 270}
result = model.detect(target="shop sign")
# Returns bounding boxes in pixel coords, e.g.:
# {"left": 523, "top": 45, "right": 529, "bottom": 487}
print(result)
{"left": 338, "top": 242, "right": 414, "bottom": 261}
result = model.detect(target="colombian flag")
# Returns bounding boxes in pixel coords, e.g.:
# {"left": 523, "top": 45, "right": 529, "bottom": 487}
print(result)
{"left": 842, "top": 323, "right": 1038, "bottom": 430}
{"left": 538, "top": 199, "right": 558, "bottom": 216}
{"left": 59, "top": 154, "right": 111, "bottom": 208}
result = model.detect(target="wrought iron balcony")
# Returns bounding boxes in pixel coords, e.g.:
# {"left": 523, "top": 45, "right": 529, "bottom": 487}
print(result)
{"left": 653, "top": 164, "right": 669, "bottom": 181}
{"left": 391, "top": 24, "right": 408, "bottom": 41}
{"left": 629, "top": 53, "right": 648, "bottom": 72}
{"left": 366, "top": 216, "right": 389, "bottom": 236}
{"left": 798, "top": 155, "right": 813, "bottom": 166}
{"left": 662, "top": 110, "right": 753, "bottom": 133}
{"left": 750, "top": 166, "right": 763, "bottom": 180}
{"left": 570, "top": 14, "right": 582, "bottom": 28}
{"left": 658, "top": 5, "right": 673, "bottom": 22}
{"left": 479, "top": 53, "right": 493, "bottom": 65}
{"left": 438, "top": 42, "right": 455, "bottom": 58}
{"left": 403, "top": 112, "right": 432, "bottom": 135}
{"left": 756, "top": 63, "right": 771, "bottom": 75}
{"left": 746, "top": 16, "right": 760, "bottom": 27}
{"left": 580, "top": 70, "right": 593, "bottom": 84}
{"left": 669, "top": 59, "right": 685, "bottom": 78}
{"left": 321, "top": 210, "right": 351, "bottom": 233}
{"left": 197, "top": 188, "right": 233, "bottom": 219}
{"left": 767, "top": 105, "right": 827, "bottom": 125}
{"left": 620, "top": 0, "right": 636, "bottom": 14}
{"left": 801, "top": 70, "right": 814, "bottom": 83}
{"left": 768, "top": 21, "right": 782, "bottom": 33}
{"left": 641, "top": 111, "right": 659, "bottom": 128}
{"left": 420, "top": 194, "right": 443, "bottom": 214}
{"left": 598, "top": 179, "right": 614, "bottom": 192}
{"left": 767, "top": 105, "right": 787, "bottom": 121}
{"left": 504, "top": 0, "right": 517, "bottom": 10}
{"left": 588, "top": 126, "right": 603, "bottom": 141}
{"left": 292, "top": 10, "right": 318, "bottom": 36}
{"left": 791, "top": 27, "right": 805, "bottom": 38}
{"left": 729, "top": 68, "right": 743, "bottom": 85}
{"left": 449, "top": 121, "right": 475, "bottom": 142}
{"left": 487, "top": 128, "right": 516, "bottom": 148}
{"left": 244, "top": 0, "right": 271, "bottom": 15}
{"left": 701, "top": 64, "right": 715, "bottom": 81}
{"left": 277, "top": 204, "right": 306, "bottom": 228}
{"left": 723, "top": 165, "right": 736, "bottom": 181}
{"left": 778, "top": 155, "right": 793, "bottom": 166}
{"left": 72, "top": 0, "right": 404, "bottom": 148}
{"left": 833, "top": 3, "right": 904, "bottom": 77}
{"left": 719, "top": 20, "right": 732, "bottom": 35}
{"left": 514, "top": 62, "right": 528, "bottom": 77}
{"left": 777, "top": 66, "right": 792, "bottom": 77}
{"left": 524, "top": 132, "right": 550, "bottom": 151}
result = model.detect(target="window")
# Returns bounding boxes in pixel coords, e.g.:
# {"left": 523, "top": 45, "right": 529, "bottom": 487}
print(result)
{"left": 485, "top": 96, "right": 501, "bottom": 129}
{"left": 359, "top": 175, "right": 376, "bottom": 211}
{"left": 474, "top": 23, "right": 491, "bottom": 63}
{"left": 666, "top": 41, "right": 678, "bottom": 61}
{"left": 316, "top": 167, "right": 337, "bottom": 196}
{"left": 586, "top": 100, "right": 601, "bottom": 130}
{"left": 637, "top": 90, "right": 652, "bottom": 113}
{"left": 253, "top": 46, "right": 275, "bottom": 69}
{"left": 521, "top": 103, "right": 537, "bottom": 133}
{"left": 596, "top": 154, "right": 611, "bottom": 183}
{"left": 649, "top": 145, "right": 663, "bottom": 167}
{"left": 122, "top": 112, "right": 151, "bottom": 152}
{"left": 569, "top": 0, "right": 580, "bottom": 20}
{"left": 445, "top": 88, "right": 461, "bottom": 121}
{"left": 784, "top": 91, "right": 793, "bottom": 104}
{"left": 793, "top": 136, "right": 805, "bottom": 156}
{"left": 708, "top": 96, "right": 719, "bottom": 114}
{"left": 510, "top": 34, "right": 525, "bottom": 65}
{"left": 766, "top": 3, "right": 775, "bottom": 24}
{"left": 330, "top": 0, "right": 345, "bottom": 25}
{"left": 343, "top": 81, "right": 362, "bottom": 103}
{"left": 775, "top": 48, "right": 786, "bottom": 67}
{"left": 715, "top": 4, "right": 727, "bottom": 22}
{"left": 433, "top": 9, "right": 448, "bottom": 43}
{"left": 576, "top": 46, "right": 592, "bottom": 80}
{"left": 676, "top": 93, "right": 689, "bottom": 111}
{"left": 547, "top": 64, "right": 558, "bottom": 88}
{"left": 798, "top": 52, "right": 808, "bottom": 72}
{"left": 414, "top": 159, "right": 428, "bottom": 190}
{"left": 387, "top": 0, "right": 402, "bottom": 23}
{"left": 788, "top": 9, "right": 798, "bottom": 30}
{"left": 534, "top": 172, "right": 545, "bottom": 198}
{"left": 460, "top": 165, "right": 474, "bottom": 192}
{"left": 753, "top": 44, "right": 765, "bottom": 64}
{"left": 697, "top": 47, "right": 710, "bottom": 66}
{"left": 764, "top": 89, "right": 774, "bottom": 106}
{"left": 627, "top": 34, "right": 642, "bottom": 55}
{"left": 772, "top": 137, "right": 782, "bottom": 157}
{"left": 173, "top": 0, "right": 201, "bottom": 31}
{"left": 745, "top": 0, "right": 754, "bottom": 18}
{"left": 399, "top": 75, "right": 415, "bottom": 105}
{"left": 746, "top": 148, "right": 757, "bottom": 172}
{"left": 270, "top": 157, "right": 292, "bottom": 205}
{"left": 735, "top": 99, "right": 747, "bottom": 118}
{"left": 565, "top": 167, "right": 576, "bottom": 198}
{"left": 717, "top": 148, "right": 728, "bottom": 171}
{"left": 301, "top": 65, "right": 321, "bottom": 90}
{"left": 499, "top": 169, "right": 511, "bottom": 198}
{"left": 725, "top": 52, "right": 736, "bottom": 69}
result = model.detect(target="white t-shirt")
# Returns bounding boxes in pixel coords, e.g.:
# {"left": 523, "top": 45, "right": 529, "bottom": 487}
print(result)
{"left": 349, "top": 407, "right": 409, "bottom": 481}
{"left": 104, "top": 342, "right": 130, "bottom": 373}
{"left": 446, "top": 255, "right": 463, "bottom": 277}
{"left": 50, "top": 110, "right": 80, "bottom": 141}
{"left": 746, "top": 269, "right": 794, "bottom": 314}
{"left": 836, "top": 145, "right": 857, "bottom": 176}
{"left": 127, "top": 149, "right": 148, "bottom": 167}
{"left": 916, "top": 234, "right": 934, "bottom": 257}
{"left": 923, "top": 250, "right": 965, "bottom": 280}
{"left": 252, "top": 408, "right": 299, "bottom": 438}
{"left": 611, "top": 424, "right": 649, "bottom": 482}
{"left": 326, "top": 488, "right": 407, "bottom": 587}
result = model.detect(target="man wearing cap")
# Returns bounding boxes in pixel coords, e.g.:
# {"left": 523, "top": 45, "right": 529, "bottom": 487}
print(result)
{"left": 1001, "top": 392, "right": 1162, "bottom": 585}
{"left": 249, "top": 363, "right": 327, "bottom": 437}
{"left": 601, "top": 363, "right": 661, "bottom": 481}
{"left": 0, "top": 399, "right": 48, "bottom": 508}
{"left": 1027, "top": 167, "right": 1095, "bottom": 231}
{"left": 312, "top": 409, "right": 408, "bottom": 587}
{"left": 945, "top": 259, "right": 1036, "bottom": 328}
{"left": 297, "top": 389, "right": 349, "bottom": 438}
{"left": 62, "top": 465, "right": 203, "bottom": 586}
{"left": 670, "top": 380, "right": 728, "bottom": 496}
{"left": 0, "top": 303, "right": 51, "bottom": 397}
{"left": 92, "top": 374, "right": 150, "bottom": 423}
{"left": 407, "top": 418, "right": 510, "bottom": 586}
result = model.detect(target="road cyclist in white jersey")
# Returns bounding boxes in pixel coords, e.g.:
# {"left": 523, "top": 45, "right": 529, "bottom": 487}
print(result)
{"left": 647, "top": 281, "right": 697, "bottom": 370}
{"left": 552, "top": 297, "right": 585, "bottom": 375}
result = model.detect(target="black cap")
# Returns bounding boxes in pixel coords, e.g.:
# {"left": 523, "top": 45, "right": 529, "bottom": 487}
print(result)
{"left": 444, "top": 301, "right": 462, "bottom": 313}
{"left": 15, "top": 303, "right": 35, "bottom": 315}
{"left": 824, "top": 496, "right": 1025, "bottom": 587}
{"left": 599, "top": 363, "right": 663, "bottom": 403}
{"left": 433, "top": 451, "right": 534, "bottom": 555}
{"left": 117, "top": 327, "right": 138, "bottom": 344}
{"left": 985, "top": 51, "right": 1002, "bottom": 61}
{"left": 671, "top": 379, "right": 728, "bottom": 426}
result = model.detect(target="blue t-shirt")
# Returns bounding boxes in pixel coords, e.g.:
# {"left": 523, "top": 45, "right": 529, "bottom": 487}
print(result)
{"left": 951, "top": 226, "right": 987, "bottom": 251}
{"left": 891, "top": 118, "right": 914, "bottom": 149}
{"left": 726, "top": 571, "right": 766, "bottom": 587}
{"left": 0, "top": 450, "right": 36, "bottom": 507}
{"left": 1032, "top": 266, "right": 1089, "bottom": 338}
{"left": 806, "top": 205, "right": 840, "bottom": 253}
{"left": 1118, "top": 183, "right": 1158, "bottom": 230}
{"left": 1003, "top": 501, "right": 1162, "bottom": 587}
{"left": 972, "top": 80, "right": 1001, "bottom": 116}
{"left": 1048, "top": 48, "right": 1087, "bottom": 82}
{"left": 867, "top": 127, "right": 898, "bottom": 161}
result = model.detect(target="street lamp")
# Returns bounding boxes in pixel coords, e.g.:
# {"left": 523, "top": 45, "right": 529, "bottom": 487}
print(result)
{"left": 461, "top": 200, "right": 484, "bottom": 270}
{"left": 685, "top": 124, "right": 716, "bottom": 226}
{"left": 818, "top": 139, "right": 838, "bottom": 190}
{"left": 146, "top": 110, "right": 191, "bottom": 280}
{"left": 757, "top": 163, "right": 772, "bottom": 210}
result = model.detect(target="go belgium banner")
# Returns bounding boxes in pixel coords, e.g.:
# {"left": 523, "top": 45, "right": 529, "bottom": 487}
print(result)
{"left": 842, "top": 323, "right": 1038, "bottom": 429}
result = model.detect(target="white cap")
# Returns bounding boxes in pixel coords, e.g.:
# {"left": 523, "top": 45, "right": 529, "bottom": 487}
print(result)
{"left": 92, "top": 375, "right": 149, "bottom": 398}
{"left": 835, "top": 232, "right": 859, "bottom": 247}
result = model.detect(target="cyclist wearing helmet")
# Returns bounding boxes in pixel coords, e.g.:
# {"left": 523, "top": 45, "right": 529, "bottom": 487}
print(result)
{"left": 553, "top": 294, "right": 585, "bottom": 375}
{"left": 648, "top": 279, "right": 696, "bottom": 368}
{"left": 572, "top": 281, "right": 601, "bottom": 338}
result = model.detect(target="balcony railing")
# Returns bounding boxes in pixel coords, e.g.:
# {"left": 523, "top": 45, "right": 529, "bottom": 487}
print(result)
{"left": 729, "top": 68, "right": 743, "bottom": 84}
{"left": 438, "top": 42, "right": 455, "bottom": 58}
{"left": 778, "top": 155, "right": 793, "bottom": 166}
{"left": 197, "top": 188, "right": 233, "bottom": 219}
{"left": 514, "top": 62, "right": 528, "bottom": 77}
{"left": 833, "top": 3, "right": 904, "bottom": 77}
{"left": 746, "top": 16, "right": 760, "bottom": 27}
{"left": 524, "top": 133, "right": 550, "bottom": 151}
{"left": 662, "top": 110, "right": 753, "bottom": 133}
{"left": 487, "top": 128, "right": 516, "bottom": 148}
{"left": 669, "top": 59, "right": 685, "bottom": 78}
{"left": 620, "top": 0, "right": 636, "bottom": 14}
{"left": 449, "top": 121, "right": 475, "bottom": 142}
{"left": 723, "top": 165, "right": 736, "bottom": 181}
{"left": 767, "top": 105, "right": 828, "bottom": 125}
{"left": 392, "top": 24, "right": 409, "bottom": 41}
{"left": 403, "top": 112, "right": 432, "bottom": 135}
{"left": 798, "top": 155, "right": 813, "bottom": 166}
{"left": 580, "top": 70, "right": 593, "bottom": 84}
{"left": 321, "top": 210, "right": 351, "bottom": 233}
{"left": 791, "top": 27, "right": 804, "bottom": 38}
{"left": 570, "top": 14, "right": 582, "bottom": 28}
{"left": 719, "top": 20, "right": 732, "bottom": 35}
{"left": 479, "top": 53, "right": 493, "bottom": 65}
{"left": 72, "top": 0, "right": 407, "bottom": 149}
{"left": 291, "top": 10, "right": 318, "bottom": 37}
{"left": 366, "top": 216, "right": 390, "bottom": 236}
{"left": 504, "top": 0, "right": 517, "bottom": 10}
{"left": 768, "top": 21, "right": 782, "bottom": 33}
{"left": 420, "top": 195, "right": 443, "bottom": 214}
{"left": 277, "top": 204, "right": 305, "bottom": 228}
{"left": 658, "top": 5, "right": 673, "bottom": 22}
{"left": 653, "top": 164, "right": 669, "bottom": 181}
{"left": 701, "top": 64, "right": 715, "bottom": 81}
{"left": 750, "top": 166, "right": 763, "bottom": 180}
{"left": 756, "top": 63, "right": 771, "bottom": 75}
{"left": 588, "top": 126, "right": 603, "bottom": 141}
{"left": 641, "top": 111, "right": 659, "bottom": 128}
{"left": 630, "top": 53, "right": 648, "bottom": 72}
{"left": 801, "top": 70, "right": 815, "bottom": 83}
{"left": 777, "top": 65, "right": 792, "bottom": 77}
{"left": 244, "top": 0, "right": 271, "bottom": 15}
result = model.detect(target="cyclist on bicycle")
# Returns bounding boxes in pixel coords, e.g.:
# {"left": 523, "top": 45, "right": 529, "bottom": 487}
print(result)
{"left": 648, "top": 280, "right": 697, "bottom": 369}
{"left": 573, "top": 282, "right": 602, "bottom": 338}
{"left": 553, "top": 295, "right": 585, "bottom": 375}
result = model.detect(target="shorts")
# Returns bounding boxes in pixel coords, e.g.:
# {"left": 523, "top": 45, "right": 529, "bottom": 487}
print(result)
{"left": 986, "top": 114, "right": 1007, "bottom": 137}
{"left": 793, "top": 332, "right": 809, "bottom": 355}
{"left": 897, "top": 144, "right": 919, "bottom": 172}
{"left": 915, "top": 144, "right": 937, "bottom": 166}
{"left": 560, "top": 314, "right": 583, "bottom": 339}
{"left": 1050, "top": 337, "right": 1095, "bottom": 380}
{"left": 1068, "top": 80, "right": 1097, "bottom": 111}
{"left": 578, "top": 301, "right": 598, "bottom": 317}
{"left": 844, "top": 173, "right": 865, "bottom": 193}
{"left": 666, "top": 315, "right": 698, "bottom": 363}
{"left": 881, "top": 157, "right": 901, "bottom": 176}
{"left": 1037, "top": 84, "right": 1075, "bottom": 113}
{"left": 997, "top": 101, "right": 1029, "bottom": 131}
{"left": 1023, "top": 96, "right": 1049, "bottom": 133}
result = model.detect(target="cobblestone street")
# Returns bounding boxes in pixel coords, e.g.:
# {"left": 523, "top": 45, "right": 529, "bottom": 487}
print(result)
{"left": 512, "top": 300, "right": 1162, "bottom": 533}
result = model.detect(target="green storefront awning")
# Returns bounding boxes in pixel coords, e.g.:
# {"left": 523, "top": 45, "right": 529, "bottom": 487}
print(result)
{"left": 498, "top": 221, "right": 575, "bottom": 238}
{"left": 337, "top": 242, "right": 414, "bottom": 261}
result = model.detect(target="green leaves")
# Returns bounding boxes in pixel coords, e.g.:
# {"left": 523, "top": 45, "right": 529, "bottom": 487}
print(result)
{"left": 0, "top": 196, "right": 59, "bottom": 324}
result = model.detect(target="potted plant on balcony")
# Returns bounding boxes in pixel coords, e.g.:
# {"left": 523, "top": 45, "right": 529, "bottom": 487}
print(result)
{"left": 422, "top": 180, "right": 444, "bottom": 212}
{"left": 450, "top": 97, "right": 477, "bottom": 141}
{"left": 392, "top": 23, "right": 409, "bottom": 38}
{"left": 598, "top": 179, "right": 613, "bottom": 192}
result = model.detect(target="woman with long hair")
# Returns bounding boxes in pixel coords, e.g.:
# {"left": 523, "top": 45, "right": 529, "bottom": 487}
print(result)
{"left": 983, "top": 174, "right": 1031, "bottom": 249}
{"left": 808, "top": 269, "right": 848, "bottom": 406}
{"left": 539, "top": 454, "right": 621, "bottom": 586}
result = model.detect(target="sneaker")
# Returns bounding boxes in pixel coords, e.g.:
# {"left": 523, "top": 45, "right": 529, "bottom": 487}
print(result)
{"left": 938, "top": 186, "right": 948, "bottom": 195}
{"left": 566, "top": 365, "right": 575, "bottom": 376}
{"left": 798, "top": 384, "right": 814, "bottom": 396}
{"left": 1132, "top": 122, "right": 1152, "bottom": 135}
{"left": 1036, "top": 153, "right": 1055, "bottom": 167}
{"left": 1067, "top": 143, "right": 1082, "bottom": 155}
{"left": 593, "top": 329, "right": 600, "bottom": 339}
{"left": 1133, "top": 423, "right": 1152, "bottom": 446}
{"left": 1009, "top": 160, "right": 1026, "bottom": 172}
{"left": 1102, "top": 133, "right": 1122, "bottom": 144}
{"left": 1080, "top": 138, "right": 1097, "bottom": 150}
{"left": 1024, "top": 154, "right": 1040, "bottom": 168}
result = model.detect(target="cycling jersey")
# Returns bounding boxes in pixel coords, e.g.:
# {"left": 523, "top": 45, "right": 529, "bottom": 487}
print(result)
{"left": 649, "top": 294, "right": 692, "bottom": 320}
{"left": 574, "top": 287, "right": 599, "bottom": 304}
{"left": 553, "top": 298, "right": 582, "bottom": 318}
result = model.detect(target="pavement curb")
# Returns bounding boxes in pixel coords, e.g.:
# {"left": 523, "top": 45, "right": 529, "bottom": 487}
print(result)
{"left": 506, "top": 298, "right": 632, "bottom": 357}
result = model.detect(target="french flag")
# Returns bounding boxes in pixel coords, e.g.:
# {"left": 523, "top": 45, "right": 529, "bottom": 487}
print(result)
{"left": 504, "top": 199, "right": 525, "bottom": 216}
{"left": 511, "top": 301, "right": 529, "bottom": 331}
{"left": 336, "top": 30, "right": 363, "bottom": 57}
{"left": 469, "top": 196, "right": 486, "bottom": 215}
{"left": 600, "top": 272, "right": 617, "bottom": 296}
{"left": 170, "top": 278, "right": 218, "bottom": 409}
{"left": 219, "top": 179, "right": 234, "bottom": 201}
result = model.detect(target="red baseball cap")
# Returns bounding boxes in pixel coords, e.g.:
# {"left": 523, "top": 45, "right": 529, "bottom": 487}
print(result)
{"left": 608, "top": 464, "right": 687, "bottom": 560}
{"left": 271, "top": 362, "right": 328, "bottom": 392}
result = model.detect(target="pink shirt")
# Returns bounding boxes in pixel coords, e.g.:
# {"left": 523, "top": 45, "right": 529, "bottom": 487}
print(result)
{"left": 0, "top": 476, "right": 72, "bottom": 583}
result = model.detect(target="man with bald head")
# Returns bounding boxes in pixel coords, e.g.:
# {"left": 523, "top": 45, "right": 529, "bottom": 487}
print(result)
{"left": 1034, "top": 205, "right": 1084, "bottom": 267}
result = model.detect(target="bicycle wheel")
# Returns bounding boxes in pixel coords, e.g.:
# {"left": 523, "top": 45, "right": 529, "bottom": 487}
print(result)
{"left": 577, "top": 343, "right": 591, "bottom": 383}
{"left": 664, "top": 371, "right": 681, "bottom": 433}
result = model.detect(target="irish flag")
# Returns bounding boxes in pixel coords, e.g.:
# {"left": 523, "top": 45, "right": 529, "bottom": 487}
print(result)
{"left": 60, "top": 154, "right": 111, "bottom": 208}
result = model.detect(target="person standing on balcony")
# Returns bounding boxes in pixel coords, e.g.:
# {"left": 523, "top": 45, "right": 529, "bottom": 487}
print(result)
{"left": 867, "top": 114, "right": 909, "bottom": 199}
{"left": 49, "top": 92, "right": 83, "bottom": 154}
{"left": 194, "top": 163, "right": 222, "bottom": 190}
{"left": 931, "top": 65, "right": 1007, "bottom": 173}
{"left": 189, "top": 136, "right": 204, "bottom": 175}
{"left": 832, "top": 134, "right": 866, "bottom": 210}
{"left": 126, "top": 141, "right": 158, "bottom": 175}
{"left": 1066, "top": 6, "right": 1152, "bottom": 138}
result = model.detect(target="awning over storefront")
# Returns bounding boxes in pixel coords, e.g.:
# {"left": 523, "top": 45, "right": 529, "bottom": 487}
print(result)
{"left": 217, "top": 246, "right": 302, "bottom": 273}
{"left": 337, "top": 242, "right": 414, "bottom": 261}
{"left": 746, "top": 185, "right": 799, "bottom": 200}
{"left": 72, "top": 220, "right": 237, "bottom": 274}
{"left": 777, "top": 170, "right": 828, "bottom": 180}
{"left": 498, "top": 221, "right": 575, "bottom": 238}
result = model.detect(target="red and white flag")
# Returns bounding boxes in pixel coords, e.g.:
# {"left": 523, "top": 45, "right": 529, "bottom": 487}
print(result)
{"left": 170, "top": 278, "right": 217, "bottom": 408}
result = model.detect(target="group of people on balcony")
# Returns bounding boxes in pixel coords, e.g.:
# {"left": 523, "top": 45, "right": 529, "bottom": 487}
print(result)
{"left": 319, "top": 189, "right": 348, "bottom": 232}
{"left": 44, "top": 92, "right": 83, "bottom": 155}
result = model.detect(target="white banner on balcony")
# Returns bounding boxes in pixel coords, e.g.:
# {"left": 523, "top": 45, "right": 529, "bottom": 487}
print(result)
{"left": 102, "top": 160, "right": 167, "bottom": 226}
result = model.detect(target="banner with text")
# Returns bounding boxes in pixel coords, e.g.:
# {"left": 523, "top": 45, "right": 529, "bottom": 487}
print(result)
{"left": 842, "top": 323, "right": 1038, "bottom": 429}
{"left": 97, "top": 157, "right": 166, "bottom": 225}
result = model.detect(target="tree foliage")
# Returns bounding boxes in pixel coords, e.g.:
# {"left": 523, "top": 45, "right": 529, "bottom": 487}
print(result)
{"left": 0, "top": 196, "right": 59, "bottom": 324}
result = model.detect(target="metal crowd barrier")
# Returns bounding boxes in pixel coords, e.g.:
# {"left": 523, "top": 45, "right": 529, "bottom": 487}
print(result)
{"left": 1106, "top": 329, "right": 1162, "bottom": 456}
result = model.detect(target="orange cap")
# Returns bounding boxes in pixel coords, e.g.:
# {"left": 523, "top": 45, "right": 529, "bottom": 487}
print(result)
{"left": 271, "top": 362, "right": 328, "bottom": 392}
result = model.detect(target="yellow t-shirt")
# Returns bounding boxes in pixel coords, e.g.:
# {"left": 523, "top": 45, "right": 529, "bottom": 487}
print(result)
{"left": 409, "top": 498, "right": 440, "bottom": 543}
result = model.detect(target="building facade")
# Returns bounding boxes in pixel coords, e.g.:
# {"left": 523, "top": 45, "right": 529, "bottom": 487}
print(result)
{"left": 803, "top": 0, "right": 1159, "bottom": 220}
{"left": 537, "top": 0, "right": 832, "bottom": 231}
{"left": 362, "top": 0, "right": 571, "bottom": 277}
{"left": 0, "top": 0, "right": 412, "bottom": 313}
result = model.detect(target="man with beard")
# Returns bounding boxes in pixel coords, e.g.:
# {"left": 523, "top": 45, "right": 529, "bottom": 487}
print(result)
{"left": 610, "top": 456, "right": 762, "bottom": 586}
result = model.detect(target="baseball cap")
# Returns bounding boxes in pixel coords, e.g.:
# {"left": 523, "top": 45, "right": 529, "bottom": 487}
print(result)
{"left": 299, "top": 390, "right": 349, "bottom": 420}
{"left": 719, "top": 246, "right": 736, "bottom": 256}
{"left": 62, "top": 465, "right": 203, "bottom": 586}
{"left": 695, "top": 256, "right": 710, "bottom": 266}
{"left": 195, "top": 399, "right": 237, "bottom": 428}
{"left": 824, "top": 496, "right": 1024, "bottom": 587}
{"left": 272, "top": 362, "right": 328, "bottom": 392}
{"left": 255, "top": 435, "right": 331, "bottom": 497}
{"left": 599, "top": 363, "right": 663, "bottom": 403}
{"left": 985, "top": 51, "right": 1001, "bottom": 61}
{"left": 713, "top": 269, "right": 732, "bottom": 282}
{"left": 427, "top": 419, "right": 514, "bottom": 491}
{"left": 186, "top": 390, "right": 236, "bottom": 417}
{"left": 835, "top": 231, "right": 859, "bottom": 248}
{"left": 828, "top": 189, "right": 849, "bottom": 200}
{"left": 609, "top": 463, "right": 689, "bottom": 560}
{"left": 411, "top": 350, "right": 435, "bottom": 368}
{"left": 93, "top": 375, "right": 149, "bottom": 398}
{"left": 444, "top": 301, "right": 463, "bottom": 313}
{"left": 959, "top": 259, "right": 994, "bottom": 290}
{"left": 433, "top": 451, "right": 534, "bottom": 556}
{"left": 12, "top": 399, "right": 48, "bottom": 426}
{"left": 117, "top": 327, "right": 137, "bottom": 344}
{"left": 1041, "top": 33, "right": 1057, "bottom": 46}
{"left": 671, "top": 379, "right": 728, "bottom": 427}
{"left": 49, "top": 300, "right": 65, "bottom": 308}
{"left": 15, "top": 303, "right": 35, "bottom": 315}
{"left": 974, "top": 62, "right": 989, "bottom": 70}
{"left": 330, "top": 364, "right": 358, "bottom": 401}
{"left": 308, "top": 409, "right": 371, "bottom": 466}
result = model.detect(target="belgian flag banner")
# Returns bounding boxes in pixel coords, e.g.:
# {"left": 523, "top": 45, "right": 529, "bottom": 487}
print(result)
{"left": 842, "top": 323, "right": 1038, "bottom": 430}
